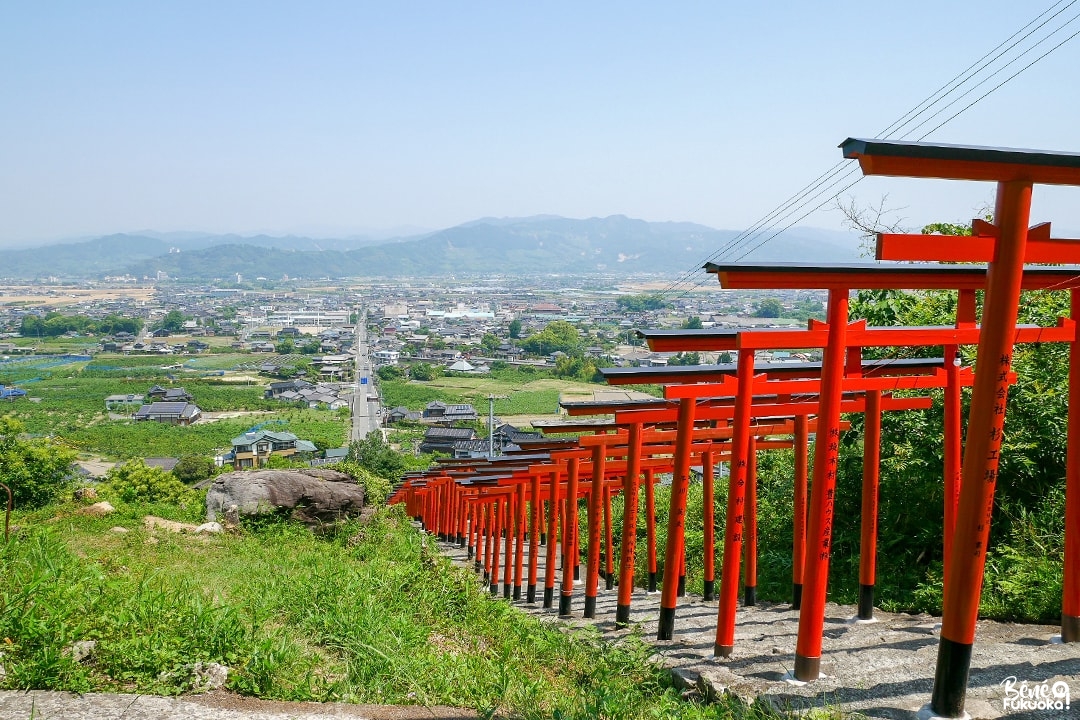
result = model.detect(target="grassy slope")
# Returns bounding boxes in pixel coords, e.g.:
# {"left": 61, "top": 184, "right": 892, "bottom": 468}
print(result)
{"left": 0, "top": 501, "right": 762, "bottom": 719}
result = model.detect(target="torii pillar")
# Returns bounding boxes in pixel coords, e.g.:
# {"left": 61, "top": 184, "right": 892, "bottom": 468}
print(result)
{"left": 841, "top": 137, "right": 1080, "bottom": 718}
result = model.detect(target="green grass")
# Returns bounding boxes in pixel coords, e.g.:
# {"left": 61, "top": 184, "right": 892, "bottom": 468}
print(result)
{"left": 0, "top": 502, "right": 766, "bottom": 719}
{"left": 380, "top": 375, "right": 600, "bottom": 420}
{"left": 50, "top": 409, "right": 345, "bottom": 458}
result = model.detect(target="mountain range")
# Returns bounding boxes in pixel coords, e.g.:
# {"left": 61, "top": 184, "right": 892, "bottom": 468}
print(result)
{"left": 2, "top": 215, "right": 865, "bottom": 280}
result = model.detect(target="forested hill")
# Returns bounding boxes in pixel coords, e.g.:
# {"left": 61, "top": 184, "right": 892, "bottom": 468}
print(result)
{"left": 4, "top": 215, "right": 863, "bottom": 280}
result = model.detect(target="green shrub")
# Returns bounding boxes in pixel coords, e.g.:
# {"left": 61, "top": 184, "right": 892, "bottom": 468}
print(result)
{"left": 334, "top": 460, "right": 392, "bottom": 505}
{"left": 99, "top": 460, "right": 199, "bottom": 505}
{"left": 0, "top": 415, "right": 77, "bottom": 508}
{"left": 172, "top": 455, "right": 216, "bottom": 485}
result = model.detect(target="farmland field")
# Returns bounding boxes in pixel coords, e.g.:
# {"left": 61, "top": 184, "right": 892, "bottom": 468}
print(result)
{"left": 0, "top": 360, "right": 347, "bottom": 459}
{"left": 380, "top": 374, "right": 604, "bottom": 419}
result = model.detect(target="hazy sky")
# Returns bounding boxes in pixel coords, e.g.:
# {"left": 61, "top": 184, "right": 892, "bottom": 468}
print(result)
{"left": 3, "top": 1, "right": 1080, "bottom": 248}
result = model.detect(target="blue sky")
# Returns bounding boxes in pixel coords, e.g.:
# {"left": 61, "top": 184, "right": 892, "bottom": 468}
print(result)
{"left": 2, "top": 1, "right": 1079, "bottom": 248}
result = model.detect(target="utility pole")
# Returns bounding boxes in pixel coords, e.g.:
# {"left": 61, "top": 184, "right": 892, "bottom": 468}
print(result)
{"left": 488, "top": 394, "right": 508, "bottom": 457}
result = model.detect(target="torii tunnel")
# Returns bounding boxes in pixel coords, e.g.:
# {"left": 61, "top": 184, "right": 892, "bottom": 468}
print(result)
{"left": 389, "top": 137, "right": 1080, "bottom": 719}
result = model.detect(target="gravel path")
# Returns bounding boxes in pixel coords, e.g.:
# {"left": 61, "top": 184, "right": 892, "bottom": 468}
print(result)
{"left": 0, "top": 691, "right": 477, "bottom": 720}
{"left": 435, "top": 536, "right": 1080, "bottom": 720}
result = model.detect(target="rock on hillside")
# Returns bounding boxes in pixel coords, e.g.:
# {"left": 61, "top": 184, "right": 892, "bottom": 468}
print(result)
{"left": 205, "top": 469, "right": 364, "bottom": 526}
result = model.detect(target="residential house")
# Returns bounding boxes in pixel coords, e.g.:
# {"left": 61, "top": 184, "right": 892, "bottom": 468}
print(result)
{"left": 264, "top": 379, "right": 314, "bottom": 399}
{"left": 373, "top": 349, "right": 400, "bottom": 365}
{"left": 422, "top": 401, "right": 478, "bottom": 425}
{"left": 144, "top": 457, "right": 180, "bottom": 472}
{"left": 419, "top": 426, "right": 478, "bottom": 455}
{"left": 491, "top": 423, "right": 545, "bottom": 452}
{"left": 386, "top": 406, "right": 422, "bottom": 424}
{"left": 133, "top": 401, "right": 202, "bottom": 425}
{"left": 451, "top": 439, "right": 492, "bottom": 458}
{"left": 147, "top": 385, "right": 194, "bottom": 403}
{"left": 228, "top": 430, "right": 318, "bottom": 469}
{"left": 422, "top": 400, "right": 448, "bottom": 419}
{"left": 309, "top": 446, "right": 350, "bottom": 466}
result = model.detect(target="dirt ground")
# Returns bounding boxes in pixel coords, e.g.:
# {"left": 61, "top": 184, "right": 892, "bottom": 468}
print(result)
{"left": 199, "top": 410, "right": 272, "bottom": 423}
{"left": 0, "top": 285, "right": 156, "bottom": 307}
{"left": 74, "top": 459, "right": 117, "bottom": 477}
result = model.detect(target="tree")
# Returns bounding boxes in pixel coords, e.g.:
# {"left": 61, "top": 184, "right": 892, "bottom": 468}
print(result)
{"left": 682, "top": 316, "right": 704, "bottom": 330}
{"left": 508, "top": 318, "right": 522, "bottom": 339}
{"left": 410, "top": 362, "right": 441, "bottom": 381}
{"left": 752, "top": 298, "right": 784, "bottom": 318}
{"left": 480, "top": 333, "right": 501, "bottom": 354}
{"left": 0, "top": 416, "right": 76, "bottom": 508}
{"left": 275, "top": 338, "right": 295, "bottom": 355}
{"left": 299, "top": 339, "right": 321, "bottom": 354}
{"left": 616, "top": 294, "right": 666, "bottom": 312}
{"left": 837, "top": 194, "right": 908, "bottom": 256}
{"left": 553, "top": 355, "right": 598, "bottom": 382}
{"left": 668, "top": 351, "right": 701, "bottom": 366}
{"left": 264, "top": 453, "right": 304, "bottom": 469}
{"left": 838, "top": 192, "right": 992, "bottom": 256}
{"left": 520, "top": 320, "right": 582, "bottom": 356}
{"left": 97, "top": 314, "right": 143, "bottom": 335}
{"left": 155, "top": 310, "right": 187, "bottom": 333}
{"left": 348, "top": 432, "right": 405, "bottom": 482}
{"left": 172, "top": 455, "right": 216, "bottom": 485}
{"left": 377, "top": 365, "right": 404, "bottom": 381}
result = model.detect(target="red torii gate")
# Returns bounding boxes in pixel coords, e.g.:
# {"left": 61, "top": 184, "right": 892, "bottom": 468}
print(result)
{"left": 698, "top": 260, "right": 1079, "bottom": 685}
{"left": 531, "top": 427, "right": 791, "bottom": 618}
{"left": 637, "top": 311, "right": 1064, "bottom": 597}
{"left": 708, "top": 170, "right": 1080, "bottom": 720}
{"left": 605, "top": 359, "right": 945, "bottom": 640}
{"left": 547, "top": 416, "right": 798, "bottom": 622}
{"left": 399, "top": 412, "right": 809, "bottom": 629}
{"left": 553, "top": 400, "right": 854, "bottom": 607}
{"left": 838, "top": 137, "right": 1080, "bottom": 717}
{"left": 609, "top": 356, "right": 970, "bottom": 609}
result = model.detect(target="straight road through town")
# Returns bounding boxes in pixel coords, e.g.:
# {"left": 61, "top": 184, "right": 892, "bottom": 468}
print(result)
{"left": 350, "top": 308, "right": 379, "bottom": 443}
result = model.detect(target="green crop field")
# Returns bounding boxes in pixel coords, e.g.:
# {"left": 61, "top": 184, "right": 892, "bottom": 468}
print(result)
{"left": 0, "top": 361, "right": 346, "bottom": 459}
{"left": 380, "top": 375, "right": 600, "bottom": 417}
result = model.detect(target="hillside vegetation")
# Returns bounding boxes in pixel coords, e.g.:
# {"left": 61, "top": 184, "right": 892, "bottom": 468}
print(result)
{"left": 0, "top": 496, "right": 767, "bottom": 719}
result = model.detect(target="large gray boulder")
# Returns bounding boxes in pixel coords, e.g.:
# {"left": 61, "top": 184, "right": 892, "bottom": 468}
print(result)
{"left": 205, "top": 468, "right": 364, "bottom": 526}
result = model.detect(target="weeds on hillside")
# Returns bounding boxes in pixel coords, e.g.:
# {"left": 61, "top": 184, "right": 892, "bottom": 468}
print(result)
{"left": 0, "top": 501, "right": 767, "bottom": 719}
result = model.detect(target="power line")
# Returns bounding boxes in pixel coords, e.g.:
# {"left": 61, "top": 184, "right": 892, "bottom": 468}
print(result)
{"left": 655, "top": 1, "right": 1080, "bottom": 300}
{"left": 902, "top": 10, "right": 1080, "bottom": 140}
{"left": 664, "top": 11, "right": 1079, "bottom": 304}
{"left": 693, "top": 4, "right": 1078, "bottom": 274}
{"left": 917, "top": 19, "right": 1080, "bottom": 140}
{"left": 885, "top": 0, "right": 1077, "bottom": 139}
{"left": 699, "top": 7, "right": 1076, "bottom": 271}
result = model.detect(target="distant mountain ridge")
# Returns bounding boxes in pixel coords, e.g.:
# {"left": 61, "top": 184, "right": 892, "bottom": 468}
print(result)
{"left": 1, "top": 215, "right": 864, "bottom": 280}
